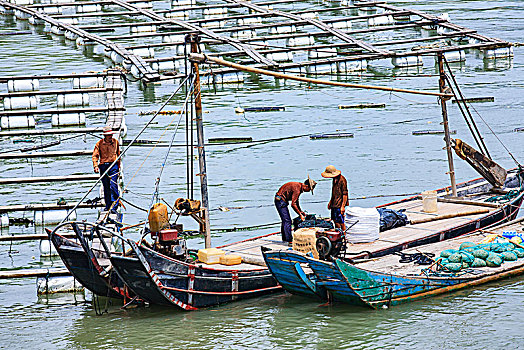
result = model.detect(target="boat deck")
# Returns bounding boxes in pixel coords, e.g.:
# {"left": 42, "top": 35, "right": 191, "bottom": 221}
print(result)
{"left": 344, "top": 194, "right": 499, "bottom": 256}
{"left": 356, "top": 219, "right": 524, "bottom": 277}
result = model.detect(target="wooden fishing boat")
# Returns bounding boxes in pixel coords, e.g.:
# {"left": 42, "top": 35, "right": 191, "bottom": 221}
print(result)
{"left": 330, "top": 217, "right": 524, "bottom": 308}
{"left": 262, "top": 171, "right": 524, "bottom": 301}
{"left": 108, "top": 232, "right": 285, "bottom": 310}
{"left": 46, "top": 214, "right": 132, "bottom": 301}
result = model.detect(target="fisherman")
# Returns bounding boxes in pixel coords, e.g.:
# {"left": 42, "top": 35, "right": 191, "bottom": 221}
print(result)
{"left": 92, "top": 126, "right": 121, "bottom": 213}
{"left": 275, "top": 177, "right": 317, "bottom": 243}
{"left": 321, "top": 165, "right": 349, "bottom": 231}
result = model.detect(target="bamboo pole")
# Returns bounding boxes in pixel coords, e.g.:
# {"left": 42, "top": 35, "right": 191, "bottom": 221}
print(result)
{"left": 0, "top": 127, "right": 101, "bottom": 137}
{"left": 437, "top": 53, "right": 457, "bottom": 197}
{"left": 410, "top": 208, "right": 489, "bottom": 225}
{"left": 0, "top": 202, "right": 103, "bottom": 213}
{"left": 0, "top": 268, "right": 70, "bottom": 279}
{"left": 189, "top": 53, "right": 452, "bottom": 97}
{"left": 0, "top": 174, "right": 99, "bottom": 185}
{"left": 0, "top": 150, "right": 92, "bottom": 159}
{"left": 189, "top": 34, "right": 211, "bottom": 248}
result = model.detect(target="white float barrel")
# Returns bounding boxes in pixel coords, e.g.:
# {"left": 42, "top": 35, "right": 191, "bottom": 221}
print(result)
{"left": 51, "top": 25, "right": 64, "bottom": 35}
{"left": 0, "top": 213, "right": 9, "bottom": 228}
{"left": 1, "top": 116, "right": 36, "bottom": 129}
{"left": 270, "top": 25, "right": 296, "bottom": 34}
{"left": 368, "top": 15, "right": 394, "bottom": 26}
{"left": 266, "top": 51, "right": 293, "bottom": 62}
{"left": 171, "top": 0, "right": 194, "bottom": 7}
{"left": 7, "top": 79, "right": 39, "bottom": 92}
{"left": 33, "top": 209, "right": 77, "bottom": 226}
{"left": 52, "top": 113, "right": 86, "bottom": 126}
{"left": 76, "top": 4, "right": 101, "bottom": 13}
{"left": 37, "top": 276, "right": 84, "bottom": 294}
{"left": 39, "top": 239, "right": 59, "bottom": 256}
{"left": 309, "top": 47, "right": 337, "bottom": 59}
{"left": 130, "top": 24, "right": 157, "bottom": 33}
{"left": 110, "top": 51, "right": 124, "bottom": 64}
{"left": 134, "top": 1, "right": 153, "bottom": 9}
{"left": 165, "top": 10, "right": 189, "bottom": 19}
{"left": 286, "top": 36, "right": 314, "bottom": 47}
{"left": 29, "top": 16, "right": 45, "bottom": 25}
{"left": 60, "top": 18, "right": 78, "bottom": 25}
{"left": 15, "top": 10, "right": 31, "bottom": 19}
{"left": 330, "top": 20, "right": 352, "bottom": 30}
{"left": 65, "top": 31, "right": 79, "bottom": 40}
{"left": 162, "top": 34, "right": 185, "bottom": 43}
{"left": 131, "top": 47, "right": 155, "bottom": 58}
{"left": 130, "top": 65, "right": 141, "bottom": 79}
{"left": 72, "top": 77, "right": 104, "bottom": 89}
{"left": 392, "top": 55, "right": 423, "bottom": 67}
{"left": 13, "top": 0, "right": 33, "bottom": 4}
{"left": 151, "top": 60, "right": 176, "bottom": 72}
{"left": 57, "top": 93, "right": 90, "bottom": 107}
{"left": 3, "top": 96, "right": 38, "bottom": 110}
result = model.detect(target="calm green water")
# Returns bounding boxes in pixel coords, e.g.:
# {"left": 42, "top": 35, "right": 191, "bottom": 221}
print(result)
{"left": 1, "top": 0, "right": 524, "bottom": 348}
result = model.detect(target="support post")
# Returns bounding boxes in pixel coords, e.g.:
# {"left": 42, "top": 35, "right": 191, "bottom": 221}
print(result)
{"left": 437, "top": 53, "right": 457, "bottom": 197}
{"left": 188, "top": 34, "right": 211, "bottom": 248}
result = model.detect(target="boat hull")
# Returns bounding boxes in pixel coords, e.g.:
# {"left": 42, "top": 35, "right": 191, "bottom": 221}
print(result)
{"left": 49, "top": 232, "right": 124, "bottom": 299}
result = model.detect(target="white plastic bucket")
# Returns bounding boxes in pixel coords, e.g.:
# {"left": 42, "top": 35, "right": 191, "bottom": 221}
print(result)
{"left": 422, "top": 190, "right": 438, "bottom": 213}
{"left": 52, "top": 113, "right": 86, "bottom": 126}
{"left": 57, "top": 93, "right": 89, "bottom": 107}
{"left": 7, "top": 79, "right": 39, "bottom": 92}
{"left": 3, "top": 96, "right": 38, "bottom": 110}
{"left": 1, "top": 116, "right": 36, "bottom": 129}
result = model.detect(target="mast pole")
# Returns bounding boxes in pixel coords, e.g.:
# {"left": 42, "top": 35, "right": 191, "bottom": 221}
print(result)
{"left": 437, "top": 53, "right": 457, "bottom": 197}
{"left": 188, "top": 34, "right": 211, "bottom": 248}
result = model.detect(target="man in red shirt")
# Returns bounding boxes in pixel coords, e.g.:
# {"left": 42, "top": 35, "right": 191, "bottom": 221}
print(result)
{"left": 275, "top": 177, "right": 317, "bottom": 242}
{"left": 321, "top": 165, "right": 349, "bottom": 231}
{"left": 92, "top": 126, "right": 121, "bottom": 212}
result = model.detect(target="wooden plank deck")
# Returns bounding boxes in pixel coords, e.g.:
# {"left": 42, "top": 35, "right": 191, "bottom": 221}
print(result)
{"left": 357, "top": 218, "right": 524, "bottom": 276}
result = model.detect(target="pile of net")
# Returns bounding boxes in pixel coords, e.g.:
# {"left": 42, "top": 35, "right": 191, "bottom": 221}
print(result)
{"left": 438, "top": 239, "right": 524, "bottom": 273}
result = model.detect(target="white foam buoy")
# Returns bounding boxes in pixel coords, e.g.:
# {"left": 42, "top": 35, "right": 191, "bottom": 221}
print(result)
{"left": 165, "top": 10, "right": 189, "bottom": 19}
{"left": 338, "top": 59, "right": 368, "bottom": 72}
{"left": 1, "top": 116, "right": 36, "bottom": 129}
{"left": 368, "top": 15, "right": 394, "bottom": 26}
{"left": 57, "top": 93, "right": 89, "bottom": 107}
{"left": 131, "top": 47, "right": 155, "bottom": 58}
{"left": 270, "top": 25, "right": 296, "bottom": 34}
{"left": 3, "top": 96, "right": 38, "bottom": 110}
{"left": 391, "top": 55, "right": 423, "bottom": 67}
{"left": 76, "top": 4, "right": 101, "bottom": 13}
{"left": 130, "top": 65, "right": 141, "bottom": 79}
{"left": 42, "top": 6, "right": 62, "bottom": 15}
{"left": 436, "top": 50, "right": 466, "bottom": 63}
{"left": 0, "top": 213, "right": 9, "bottom": 228}
{"left": 286, "top": 36, "right": 314, "bottom": 47}
{"left": 162, "top": 34, "right": 185, "bottom": 43}
{"left": 72, "top": 76, "right": 104, "bottom": 89}
{"left": 151, "top": 60, "right": 176, "bottom": 72}
{"left": 39, "top": 239, "right": 59, "bottom": 256}
{"left": 34, "top": 210, "right": 76, "bottom": 226}
{"left": 308, "top": 47, "right": 337, "bottom": 59}
{"left": 231, "top": 29, "right": 257, "bottom": 39}
{"left": 130, "top": 24, "right": 157, "bottom": 34}
{"left": 65, "top": 31, "right": 79, "bottom": 41}
{"left": 50, "top": 25, "right": 65, "bottom": 36}
{"left": 52, "top": 113, "right": 86, "bottom": 126}
{"left": 37, "top": 276, "right": 84, "bottom": 294}
{"left": 7, "top": 79, "right": 39, "bottom": 92}
{"left": 60, "top": 18, "right": 78, "bottom": 25}
{"left": 171, "top": 0, "right": 195, "bottom": 6}
{"left": 483, "top": 47, "right": 514, "bottom": 59}
{"left": 134, "top": 1, "right": 153, "bottom": 9}
{"left": 29, "top": 16, "right": 45, "bottom": 25}
{"left": 329, "top": 20, "right": 352, "bottom": 30}
{"left": 13, "top": 0, "right": 33, "bottom": 4}
{"left": 266, "top": 51, "right": 293, "bottom": 62}
{"left": 237, "top": 17, "right": 261, "bottom": 26}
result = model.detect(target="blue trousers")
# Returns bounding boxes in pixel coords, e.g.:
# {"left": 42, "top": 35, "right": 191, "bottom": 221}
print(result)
{"left": 99, "top": 163, "right": 119, "bottom": 211}
{"left": 275, "top": 198, "right": 292, "bottom": 242}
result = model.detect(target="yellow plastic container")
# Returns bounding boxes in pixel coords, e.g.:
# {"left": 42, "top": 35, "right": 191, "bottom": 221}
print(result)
{"left": 422, "top": 190, "right": 438, "bottom": 213}
{"left": 148, "top": 203, "right": 169, "bottom": 233}
{"left": 219, "top": 254, "right": 242, "bottom": 266}
{"left": 198, "top": 248, "right": 225, "bottom": 264}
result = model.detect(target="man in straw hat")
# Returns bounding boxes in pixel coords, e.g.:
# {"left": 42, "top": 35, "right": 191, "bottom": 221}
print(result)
{"left": 274, "top": 176, "right": 317, "bottom": 243}
{"left": 92, "top": 126, "right": 121, "bottom": 212}
{"left": 321, "top": 165, "right": 349, "bottom": 231}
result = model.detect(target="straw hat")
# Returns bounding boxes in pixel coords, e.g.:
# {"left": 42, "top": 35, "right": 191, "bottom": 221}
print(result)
{"left": 306, "top": 175, "right": 317, "bottom": 195}
{"left": 102, "top": 126, "right": 116, "bottom": 135}
{"left": 321, "top": 165, "right": 341, "bottom": 178}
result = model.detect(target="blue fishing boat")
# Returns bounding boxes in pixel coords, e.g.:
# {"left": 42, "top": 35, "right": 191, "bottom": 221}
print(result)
{"left": 262, "top": 171, "right": 524, "bottom": 301}
{"left": 330, "top": 217, "right": 524, "bottom": 308}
